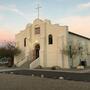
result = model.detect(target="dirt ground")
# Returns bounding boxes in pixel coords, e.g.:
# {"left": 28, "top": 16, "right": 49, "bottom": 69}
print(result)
{"left": 0, "top": 74, "right": 90, "bottom": 90}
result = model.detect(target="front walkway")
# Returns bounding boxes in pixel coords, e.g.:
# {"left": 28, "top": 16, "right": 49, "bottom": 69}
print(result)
{"left": 0, "top": 66, "right": 90, "bottom": 73}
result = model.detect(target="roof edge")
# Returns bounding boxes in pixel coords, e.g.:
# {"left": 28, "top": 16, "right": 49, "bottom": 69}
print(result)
{"left": 69, "top": 31, "right": 90, "bottom": 40}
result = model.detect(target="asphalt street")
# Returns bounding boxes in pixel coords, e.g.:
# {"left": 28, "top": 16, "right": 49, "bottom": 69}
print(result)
{"left": 0, "top": 68, "right": 90, "bottom": 82}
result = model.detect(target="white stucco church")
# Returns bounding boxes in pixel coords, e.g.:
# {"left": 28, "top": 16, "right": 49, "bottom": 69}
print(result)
{"left": 14, "top": 19, "right": 90, "bottom": 69}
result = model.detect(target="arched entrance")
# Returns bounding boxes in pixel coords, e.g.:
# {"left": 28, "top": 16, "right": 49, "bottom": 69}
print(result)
{"left": 33, "top": 44, "right": 40, "bottom": 60}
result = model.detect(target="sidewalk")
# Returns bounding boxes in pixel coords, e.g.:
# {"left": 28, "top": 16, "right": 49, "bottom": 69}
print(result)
{"left": 31, "top": 68, "right": 90, "bottom": 73}
{"left": 0, "top": 66, "right": 90, "bottom": 73}
{"left": 0, "top": 66, "right": 20, "bottom": 72}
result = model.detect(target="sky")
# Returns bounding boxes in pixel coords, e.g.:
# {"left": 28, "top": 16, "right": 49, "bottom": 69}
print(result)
{"left": 0, "top": 0, "right": 90, "bottom": 42}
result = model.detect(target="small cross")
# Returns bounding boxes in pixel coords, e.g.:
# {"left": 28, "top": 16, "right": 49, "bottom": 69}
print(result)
{"left": 36, "top": 0, "right": 41, "bottom": 19}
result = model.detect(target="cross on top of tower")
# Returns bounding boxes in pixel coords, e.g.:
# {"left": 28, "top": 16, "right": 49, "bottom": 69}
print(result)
{"left": 36, "top": 0, "right": 41, "bottom": 19}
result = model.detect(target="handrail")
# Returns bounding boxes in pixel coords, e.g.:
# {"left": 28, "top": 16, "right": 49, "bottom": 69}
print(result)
{"left": 30, "top": 58, "right": 40, "bottom": 69}
{"left": 15, "top": 52, "right": 25, "bottom": 64}
{"left": 16, "top": 56, "right": 25, "bottom": 64}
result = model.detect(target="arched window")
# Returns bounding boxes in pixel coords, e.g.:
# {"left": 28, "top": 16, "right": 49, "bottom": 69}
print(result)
{"left": 24, "top": 38, "right": 27, "bottom": 47}
{"left": 48, "top": 34, "right": 53, "bottom": 44}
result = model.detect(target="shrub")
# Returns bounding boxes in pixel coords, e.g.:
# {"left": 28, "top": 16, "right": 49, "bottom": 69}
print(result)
{"left": 51, "top": 66, "right": 61, "bottom": 70}
{"left": 36, "top": 65, "right": 43, "bottom": 69}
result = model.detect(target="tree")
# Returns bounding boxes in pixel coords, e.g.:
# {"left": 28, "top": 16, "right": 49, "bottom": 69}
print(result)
{"left": 61, "top": 40, "right": 84, "bottom": 68}
{"left": 0, "top": 41, "right": 21, "bottom": 67}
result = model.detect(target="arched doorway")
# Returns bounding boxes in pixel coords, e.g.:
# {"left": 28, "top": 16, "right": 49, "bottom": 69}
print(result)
{"left": 33, "top": 44, "right": 40, "bottom": 60}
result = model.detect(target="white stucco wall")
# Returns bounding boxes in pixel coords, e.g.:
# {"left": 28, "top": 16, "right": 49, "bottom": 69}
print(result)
{"left": 68, "top": 32, "right": 90, "bottom": 67}
{"left": 14, "top": 19, "right": 90, "bottom": 69}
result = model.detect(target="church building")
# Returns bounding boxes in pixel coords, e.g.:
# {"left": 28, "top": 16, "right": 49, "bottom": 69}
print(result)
{"left": 14, "top": 19, "right": 90, "bottom": 69}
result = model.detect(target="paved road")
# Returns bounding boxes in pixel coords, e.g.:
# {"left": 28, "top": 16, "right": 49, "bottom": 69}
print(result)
{"left": 0, "top": 68, "right": 90, "bottom": 82}
{"left": 0, "top": 74, "right": 90, "bottom": 90}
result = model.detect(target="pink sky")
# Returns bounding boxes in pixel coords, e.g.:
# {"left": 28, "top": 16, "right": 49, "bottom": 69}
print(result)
{"left": 0, "top": 16, "right": 90, "bottom": 42}
{"left": 0, "top": 27, "right": 15, "bottom": 42}
{"left": 0, "top": 1, "right": 90, "bottom": 42}
{"left": 54, "top": 16, "right": 90, "bottom": 38}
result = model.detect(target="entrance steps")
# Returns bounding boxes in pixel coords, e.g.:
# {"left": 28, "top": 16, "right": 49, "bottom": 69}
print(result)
{"left": 30, "top": 58, "right": 40, "bottom": 69}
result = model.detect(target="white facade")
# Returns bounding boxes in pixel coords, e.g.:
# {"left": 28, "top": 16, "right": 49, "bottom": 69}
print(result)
{"left": 14, "top": 19, "right": 90, "bottom": 69}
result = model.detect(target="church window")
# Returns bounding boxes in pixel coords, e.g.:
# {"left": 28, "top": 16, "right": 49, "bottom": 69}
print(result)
{"left": 35, "top": 27, "right": 40, "bottom": 34}
{"left": 48, "top": 34, "right": 53, "bottom": 44}
{"left": 24, "top": 38, "right": 27, "bottom": 47}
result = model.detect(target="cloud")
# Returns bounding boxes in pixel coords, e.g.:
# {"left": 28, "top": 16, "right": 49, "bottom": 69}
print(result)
{"left": 0, "top": 5, "right": 28, "bottom": 20}
{"left": 78, "top": 2, "right": 90, "bottom": 9}
{"left": 54, "top": 16, "right": 90, "bottom": 38}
